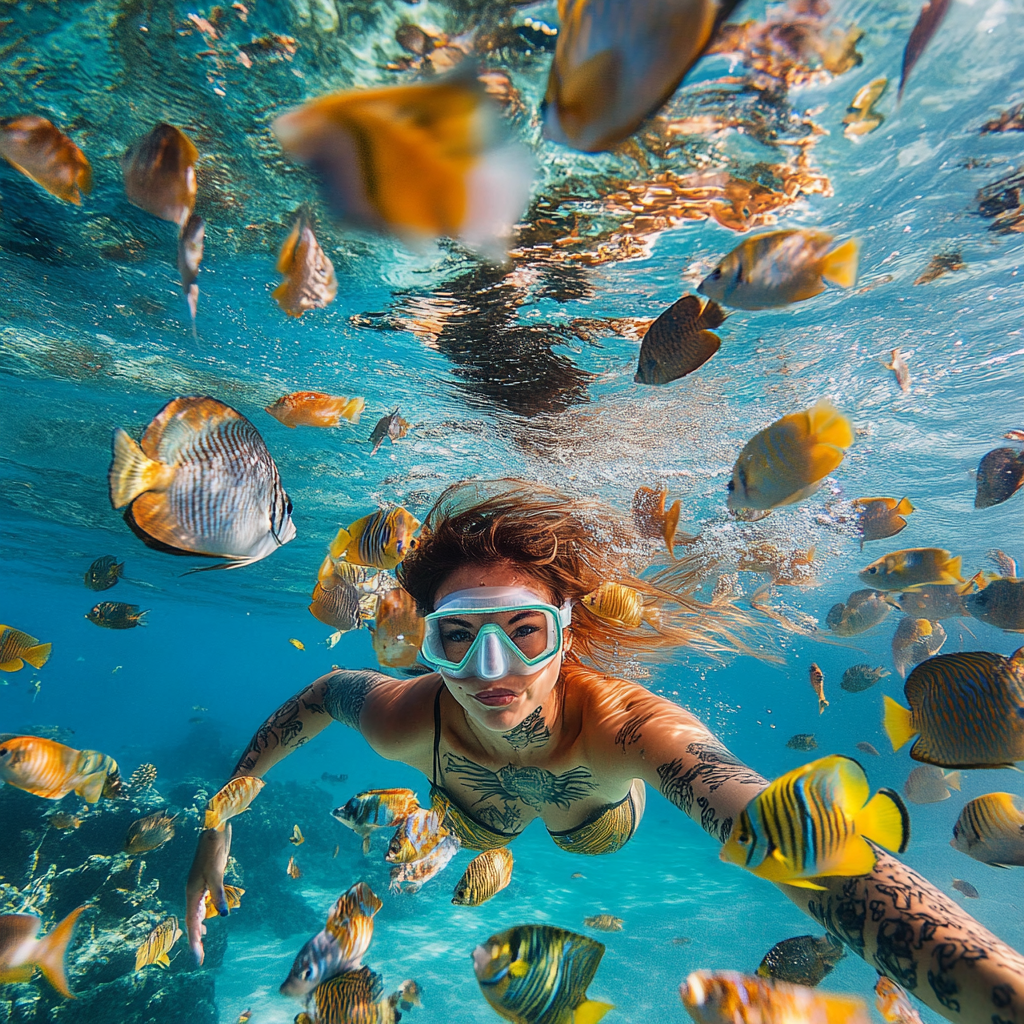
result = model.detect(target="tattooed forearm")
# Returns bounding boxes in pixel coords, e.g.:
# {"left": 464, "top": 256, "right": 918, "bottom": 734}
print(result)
{"left": 445, "top": 753, "right": 597, "bottom": 810}
{"left": 502, "top": 706, "right": 550, "bottom": 750}
{"left": 232, "top": 693, "right": 310, "bottom": 775}
{"left": 322, "top": 668, "right": 390, "bottom": 729}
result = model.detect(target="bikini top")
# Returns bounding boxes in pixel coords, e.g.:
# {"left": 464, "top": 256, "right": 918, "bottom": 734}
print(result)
{"left": 428, "top": 685, "right": 645, "bottom": 856}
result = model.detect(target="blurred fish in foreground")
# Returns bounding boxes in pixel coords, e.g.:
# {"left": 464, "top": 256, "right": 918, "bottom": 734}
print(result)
{"left": 902, "top": 765, "right": 960, "bottom": 805}
{"left": 964, "top": 577, "right": 1024, "bottom": 632}
{"left": 841, "top": 664, "right": 889, "bottom": 693}
{"left": 634, "top": 295, "right": 726, "bottom": 385}
{"left": 205, "top": 776, "right": 266, "bottom": 831}
{"left": 266, "top": 391, "right": 365, "bottom": 429}
{"left": 178, "top": 213, "right": 205, "bottom": 321}
{"left": 542, "top": 0, "right": 722, "bottom": 152}
{"left": 856, "top": 742, "right": 880, "bottom": 757}
{"left": 86, "top": 601, "right": 148, "bottom": 630}
{"left": 854, "top": 497, "right": 914, "bottom": 548}
{"left": 135, "top": 917, "right": 182, "bottom": 970}
{"left": 883, "top": 648, "right": 1024, "bottom": 767}
{"left": 681, "top": 970, "right": 869, "bottom": 1024}
{"left": 874, "top": 976, "right": 923, "bottom": 1024}
{"left": 124, "top": 811, "right": 177, "bottom": 853}
{"left": 756, "top": 934, "right": 845, "bottom": 987}
{"left": 273, "top": 76, "right": 534, "bottom": 261}
{"left": 453, "top": 848, "right": 514, "bottom": 906}
{"left": 720, "top": 754, "right": 909, "bottom": 887}
{"left": 109, "top": 396, "right": 296, "bottom": 570}
{"left": 332, "top": 789, "right": 420, "bottom": 855}
{"left": 892, "top": 617, "right": 946, "bottom": 679}
{"left": 328, "top": 508, "right": 420, "bottom": 570}
{"left": 0, "top": 116, "right": 91, "bottom": 204}
{"left": 727, "top": 401, "right": 853, "bottom": 511}
{"left": 0, "top": 906, "right": 87, "bottom": 997}
{"left": 0, "top": 735, "right": 121, "bottom": 803}
{"left": 952, "top": 792, "right": 1024, "bottom": 867}
{"left": 372, "top": 588, "right": 426, "bottom": 669}
{"left": 974, "top": 445, "right": 1024, "bottom": 508}
{"left": 472, "top": 924, "right": 612, "bottom": 1024}
{"left": 898, "top": 0, "right": 952, "bottom": 100}
{"left": 0, "top": 626, "right": 51, "bottom": 672}
{"left": 858, "top": 548, "right": 963, "bottom": 591}
{"left": 369, "top": 408, "right": 410, "bottom": 455}
{"left": 121, "top": 123, "right": 198, "bottom": 227}
{"left": 843, "top": 78, "right": 887, "bottom": 139}
{"left": 699, "top": 231, "right": 859, "bottom": 310}
{"left": 84, "top": 555, "right": 124, "bottom": 592}
{"left": 272, "top": 213, "right": 338, "bottom": 318}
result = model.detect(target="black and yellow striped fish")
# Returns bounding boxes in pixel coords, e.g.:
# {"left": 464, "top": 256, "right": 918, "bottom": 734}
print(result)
{"left": 472, "top": 924, "right": 612, "bottom": 1024}
{"left": 313, "top": 966, "right": 388, "bottom": 1024}
{"left": 720, "top": 755, "right": 909, "bottom": 889}
{"left": 952, "top": 792, "right": 1024, "bottom": 867}
{"left": 309, "top": 579, "right": 361, "bottom": 632}
{"left": 883, "top": 648, "right": 1024, "bottom": 768}
{"left": 328, "top": 508, "right": 420, "bottom": 570}
{"left": 452, "top": 847, "right": 513, "bottom": 906}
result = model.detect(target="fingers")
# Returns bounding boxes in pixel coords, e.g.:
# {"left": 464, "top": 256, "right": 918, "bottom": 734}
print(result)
{"left": 184, "top": 882, "right": 207, "bottom": 966}
{"left": 185, "top": 824, "right": 233, "bottom": 965}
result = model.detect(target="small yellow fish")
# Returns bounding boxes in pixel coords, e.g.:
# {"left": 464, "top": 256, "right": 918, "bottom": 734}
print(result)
{"left": 290, "top": 824, "right": 305, "bottom": 846}
{"left": 204, "top": 885, "right": 245, "bottom": 920}
{"left": 874, "top": 975, "right": 923, "bottom": 1024}
{"left": 204, "top": 776, "right": 266, "bottom": 831}
{"left": 328, "top": 508, "right": 420, "bottom": 570}
{"left": 809, "top": 663, "right": 828, "bottom": 714}
{"left": 386, "top": 808, "right": 449, "bottom": 864}
{"left": 237, "top": 1011, "right": 253, "bottom": 1024}
{"left": 892, "top": 618, "right": 946, "bottom": 679}
{"left": 124, "top": 811, "right": 177, "bottom": 854}
{"left": 952, "top": 792, "right": 1024, "bottom": 867}
{"left": 583, "top": 915, "right": 623, "bottom": 933}
{"left": 266, "top": 391, "right": 364, "bottom": 429}
{"left": 854, "top": 497, "right": 914, "bottom": 548}
{"left": 0, "top": 626, "right": 51, "bottom": 672}
{"left": 883, "top": 349, "right": 911, "bottom": 393}
{"left": 0, "top": 116, "right": 91, "bottom": 204}
{"left": 287, "top": 855, "right": 301, "bottom": 879}
{"left": 699, "top": 230, "right": 860, "bottom": 310}
{"left": 289, "top": 638, "right": 305, "bottom": 650}
{"left": 135, "top": 917, "right": 182, "bottom": 970}
{"left": 728, "top": 401, "right": 853, "bottom": 511}
{"left": 581, "top": 582, "right": 644, "bottom": 628}
{"left": 903, "top": 765, "right": 961, "bottom": 805}
{"left": 121, "top": 123, "right": 198, "bottom": 228}
{"left": 858, "top": 548, "right": 964, "bottom": 591}
{"left": 0, "top": 905, "right": 87, "bottom": 997}
{"left": 452, "top": 848, "right": 514, "bottom": 906}
{"left": 843, "top": 77, "right": 887, "bottom": 140}
{"left": 272, "top": 213, "right": 337, "bottom": 318}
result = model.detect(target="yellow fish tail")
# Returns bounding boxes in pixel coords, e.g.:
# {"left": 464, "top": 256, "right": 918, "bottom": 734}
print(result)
{"left": 340, "top": 397, "right": 365, "bottom": 424}
{"left": 328, "top": 526, "right": 353, "bottom": 561}
{"left": 821, "top": 238, "right": 860, "bottom": 289}
{"left": 883, "top": 695, "right": 916, "bottom": 752}
{"left": 944, "top": 555, "right": 965, "bottom": 584}
{"left": 75, "top": 770, "right": 109, "bottom": 804}
{"left": 855, "top": 787, "right": 910, "bottom": 853}
{"left": 896, "top": 497, "right": 915, "bottom": 514}
{"left": 574, "top": 999, "right": 614, "bottom": 1024}
{"left": 22, "top": 642, "right": 52, "bottom": 670}
{"left": 109, "top": 428, "right": 174, "bottom": 508}
{"left": 663, "top": 498, "right": 681, "bottom": 559}
{"left": 33, "top": 904, "right": 86, "bottom": 998}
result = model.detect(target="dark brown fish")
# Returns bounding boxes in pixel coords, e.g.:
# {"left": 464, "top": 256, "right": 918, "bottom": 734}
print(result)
{"left": 310, "top": 579, "right": 361, "bottom": 632}
{"left": 178, "top": 213, "right": 205, "bottom": 321}
{"left": 965, "top": 578, "right": 1024, "bottom": 632}
{"left": 85, "top": 602, "right": 148, "bottom": 630}
{"left": 0, "top": 116, "right": 92, "bottom": 204}
{"left": 855, "top": 742, "right": 880, "bottom": 757}
{"left": 369, "top": 408, "right": 410, "bottom": 455}
{"left": 121, "top": 123, "right": 198, "bottom": 227}
{"left": 981, "top": 102, "right": 1024, "bottom": 134}
{"left": 975, "top": 447, "right": 1024, "bottom": 508}
{"left": 899, "top": 0, "right": 953, "bottom": 100}
{"left": 841, "top": 664, "right": 890, "bottom": 694}
{"left": 898, "top": 585, "right": 968, "bottom": 620}
{"left": 786, "top": 734, "right": 817, "bottom": 752}
{"left": 854, "top": 497, "right": 914, "bottom": 547}
{"left": 756, "top": 934, "right": 845, "bottom": 987}
{"left": 913, "top": 253, "right": 964, "bottom": 285}
{"left": 124, "top": 811, "right": 177, "bottom": 853}
{"left": 951, "top": 878, "right": 979, "bottom": 898}
{"left": 84, "top": 555, "right": 125, "bottom": 592}
{"left": 634, "top": 295, "right": 726, "bottom": 385}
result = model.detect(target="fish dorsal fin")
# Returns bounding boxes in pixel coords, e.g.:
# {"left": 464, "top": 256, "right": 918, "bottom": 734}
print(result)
{"left": 275, "top": 219, "right": 302, "bottom": 275}
{"left": 818, "top": 754, "right": 870, "bottom": 815}
{"left": 141, "top": 396, "right": 249, "bottom": 464}
{"left": 574, "top": 1000, "right": 614, "bottom": 1024}
{"left": 806, "top": 401, "right": 854, "bottom": 450}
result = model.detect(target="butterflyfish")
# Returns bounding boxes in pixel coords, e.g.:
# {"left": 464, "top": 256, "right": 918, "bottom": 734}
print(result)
{"left": 86, "top": 601, "right": 148, "bottom": 630}
{"left": 385, "top": 808, "right": 449, "bottom": 864}
{"left": 0, "top": 735, "right": 120, "bottom": 803}
{"left": 974, "top": 446, "right": 1024, "bottom": 508}
{"left": 0, "top": 626, "right": 51, "bottom": 672}
{"left": 452, "top": 848, "right": 514, "bottom": 906}
{"left": 121, "top": 123, "right": 198, "bottom": 227}
{"left": 854, "top": 497, "right": 914, "bottom": 548}
{"left": 204, "top": 776, "right": 266, "bottom": 831}
{"left": 825, "top": 590, "right": 893, "bottom": 637}
{"left": 581, "top": 582, "right": 644, "bottom": 628}
{"left": 952, "top": 792, "right": 1024, "bottom": 868}
{"left": 0, "top": 906, "right": 87, "bottom": 997}
{"left": 389, "top": 833, "right": 460, "bottom": 894}
{"left": 272, "top": 75, "right": 534, "bottom": 260}
{"left": 874, "top": 975, "right": 923, "bottom": 1024}
{"left": 311, "top": 967, "right": 392, "bottom": 1024}
{"left": 332, "top": 788, "right": 420, "bottom": 854}
{"left": 727, "top": 401, "right": 853, "bottom": 511}
{"left": 634, "top": 295, "right": 726, "bottom": 385}
{"left": 328, "top": 508, "right": 420, "bottom": 570}
{"left": 472, "top": 924, "right": 612, "bottom": 1024}
{"left": 951, "top": 878, "right": 979, "bottom": 898}
{"left": 903, "top": 764, "right": 961, "bottom": 804}
{"left": 858, "top": 547, "right": 963, "bottom": 591}
{"left": 892, "top": 617, "right": 946, "bottom": 679}
{"left": 720, "top": 754, "right": 909, "bottom": 888}
{"left": 290, "top": 824, "right": 305, "bottom": 846}
{"left": 0, "top": 116, "right": 91, "bottom": 204}
{"left": 964, "top": 577, "right": 1024, "bottom": 632}
{"left": 84, "top": 555, "right": 124, "bottom": 592}
{"left": 124, "top": 811, "right": 177, "bottom": 854}
{"left": 108, "top": 396, "right": 296, "bottom": 571}
{"left": 698, "top": 230, "right": 859, "bottom": 310}
{"left": 755, "top": 935, "right": 845, "bottom": 987}
{"left": 840, "top": 664, "right": 889, "bottom": 694}
{"left": 272, "top": 213, "right": 338, "bottom": 318}
{"left": 204, "top": 885, "right": 244, "bottom": 920}
{"left": 372, "top": 587, "right": 426, "bottom": 669}
{"left": 266, "top": 391, "right": 365, "bottom": 429}
{"left": 310, "top": 579, "right": 362, "bottom": 633}
{"left": 135, "top": 917, "right": 182, "bottom": 971}
{"left": 178, "top": 213, "right": 205, "bottom": 321}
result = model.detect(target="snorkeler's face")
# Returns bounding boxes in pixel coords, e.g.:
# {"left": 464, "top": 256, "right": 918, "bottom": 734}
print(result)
{"left": 432, "top": 563, "right": 569, "bottom": 734}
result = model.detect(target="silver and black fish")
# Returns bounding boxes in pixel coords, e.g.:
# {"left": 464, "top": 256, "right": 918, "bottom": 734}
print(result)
{"left": 86, "top": 602, "right": 148, "bottom": 630}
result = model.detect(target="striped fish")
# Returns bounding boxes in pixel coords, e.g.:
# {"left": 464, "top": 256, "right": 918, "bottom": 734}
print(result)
{"left": 0, "top": 626, "right": 51, "bottom": 672}
{"left": 204, "top": 776, "right": 265, "bottom": 831}
{"left": 473, "top": 924, "right": 612, "bottom": 1024}
{"left": 204, "top": 885, "right": 244, "bottom": 920}
{"left": 0, "top": 906, "right": 87, "bottom": 997}
{"left": 108, "top": 396, "right": 295, "bottom": 571}
{"left": 332, "top": 789, "right": 420, "bottom": 854}
{"left": 720, "top": 754, "right": 909, "bottom": 888}
{"left": 452, "top": 847, "right": 514, "bottom": 906}
{"left": 883, "top": 648, "right": 1024, "bottom": 768}
{"left": 389, "top": 833, "right": 460, "bottom": 894}
{"left": 310, "top": 579, "right": 362, "bottom": 632}
{"left": 328, "top": 508, "right": 420, "bottom": 570}
{"left": 135, "top": 916, "right": 182, "bottom": 971}
{"left": 952, "top": 793, "right": 1024, "bottom": 867}
{"left": 580, "top": 583, "right": 644, "bottom": 628}
{"left": 313, "top": 967, "right": 392, "bottom": 1024}
{"left": 385, "top": 808, "right": 449, "bottom": 864}
{"left": 0, "top": 735, "right": 120, "bottom": 803}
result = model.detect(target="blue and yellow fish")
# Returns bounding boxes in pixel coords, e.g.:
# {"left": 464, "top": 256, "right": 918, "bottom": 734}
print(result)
{"left": 952, "top": 793, "right": 1024, "bottom": 867}
{"left": 859, "top": 547, "right": 963, "bottom": 592}
{"left": 328, "top": 508, "right": 420, "bottom": 570}
{"left": 720, "top": 755, "right": 909, "bottom": 888}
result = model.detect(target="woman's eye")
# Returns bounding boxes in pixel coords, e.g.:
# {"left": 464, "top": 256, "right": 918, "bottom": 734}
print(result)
{"left": 442, "top": 629, "right": 473, "bottom": 644}
{"left": 511, "top": 624, "right": 540, "bottom": 639}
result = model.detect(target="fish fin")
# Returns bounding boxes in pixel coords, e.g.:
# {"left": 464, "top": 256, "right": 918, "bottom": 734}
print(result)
{"left": 362, "top": 833, "right": 372, "bottom": 855}
{"left": 0, "top": 658, "right": 24, "bottom": 671}
{"left": 821, "top": 238, "right": 860, "bottom": 289}
{"left": 896, "top": 497, "right": 915, "bottom": 514}
{"left": 75, "top": 771, "right": 109, "bottom": 804}
{"left": 946, "top": 555, "right": 964, "bottom": 583}
{"left": 856, "top": 788, "right": 910, "bottom": 854}
{"left": 34, "top": 905, "right": 87, "bottom": 998}
{"left": 945, "top": 771, "right": 962, "bottom": 792}
{"left": 807, "top": 401, "right": 855, "bottom": 450}
{"left": 275, "top": 221, "right": 301, "bottom": 274}
{"left": 574, "top": 1000, "right": 614, "bottom": 1024}
{"left": 883, "top": 695, "right": 915, "bottom": 752}
{"left": 109, "top": 428, "right": 174, "bottom": 508}
{"left": 329, "top": 527, "right": 353, "bottom": 562}
{"left": 663, "top": 499, "right": 681, "bottom": 560}
{"left": 22, "top": 643, "right": 52, "bottom": 670}
{"left": 783, "top": 878, "right": 829, "bottom": 890}
{"left": 553, "top": 50, "right": 621, "bottom": 149}
{"left": 155, "top": 953, "right": 171, "bottom": 968}
{"left": 508, "top": 959, "right": 530, "bottom": 978}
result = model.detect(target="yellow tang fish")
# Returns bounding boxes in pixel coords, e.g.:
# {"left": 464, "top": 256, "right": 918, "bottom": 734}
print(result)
{"left": 884, "top": 648, "right": 1024, "bottom": 768}
{"left": 952, "top": 792, "right": 1024, "bottom": 868}
{"left": 204, "top": 776, "right": 266, "bottom": 831}
{"left": 266, "top": 391, "right": 365, "bottom": 429}
{"left": 891, "top": 617, "right": 945, "bottom": 679}
{"left": 699, "top": 230, "right": 860, "bottom": 310}
{"left": 543, "top": 0, "right": 718, "bottom": 153}
{"left": 329, "top": 508, "right": 421, "bottom": 570}
{"left": 389, "top": 833, "right": 460, "bottom": 894}
{"left": 0, "top": 115, "right": 91, "bottom": 204}
{"left": 858, "top": 547, "right": 964, "bottom": 592}
{"left": 681, "top": 970, "right": 870, "bottom": 1024}
{"left": 581, "top": 582, "right": 644, "bottom": 628}
{"left": 0, "top": 735, "right": 120, "bottom": 803}
{"left": 964, "top": 577, "right": 1024, "bottom": 632}
{"left": 452, "top": 847, "right": 514, "bottom": 907}
{"left": 108, "top": 396, "right": 296, "bottom": 571}
{"left": 272, "top": 213, "right": 338, "bottom": 318}
{"left": 720, "top": 754, "right": 909, "bottom": 888}
{"left": 874, "top": 976, "right": 923, "bottom": 1024}
{"left": 854, "top": 497, "right": 914, "bottom": 548}
{"left": 473, "top": 923, "right": 612, "bottom": 1024}
{"left": 372, "top": 587, "right": 426, "bottom": 669}
{"left": 0, "top": 626, "right": 51, "bottom": 672}
{"left": 135, "top": 916, "right": 182, "bottom": 971}
{"left": 204, "top": 885, "right": 245, "bottom": 920}
{"left": 0, "top": 905, "right": 87, "bottom": 997}
{"left": 273, "top": 77, "right": 534, "bottom": 261}
{"left": 121, "top": 122, "right": 198, "bottom": 228}
{"left": 825, "top": 590, "right": 894, "bottom": 637}
{"left": 124, "top": 811, "right": 177, "bottom": 854}
{"left": 728, "top": 401, "right": 853, "bottom": 511}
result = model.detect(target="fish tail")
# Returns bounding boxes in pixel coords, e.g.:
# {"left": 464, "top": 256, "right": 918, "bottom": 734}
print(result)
{"left": 818, "top": 697, "right": 829, "bottom": 714}
{"left": 883, "top": 695, "right": 916, "bottom": 752}
{"left": 663, "top": 499, "right": 681, "bottom": 559}
{"left": 945, "top": 771, "right": 962, "bottom": 792}
{"left": 855, "top": 787, "right": 910, "bottom": 854}
{"left": 573, "top": 1000, "right": 614, "bottom": 1024}
{"left": 34, "top": 904, "right": 87, "bottom": 998}
{"left": 807, "top": 401, "right": 855, "bottom": 450}
{"left": 896, "top": 497, "right": 915, "bottom": 514}
{"left": 75, "top": 770, "right": 109, "bottom": 804}
{"left": 340, "top": 398, "right": 365, "bottom": 425}
{"left": 23, "top": 643, "right": 52, "bottom": 670}
{"left": 821, "top": 238, "right": 860, "bottom": 289}
{"left": 109, "top": 428, "right": 174, "bottom": 508}
{"left": 136, "top": 610, "right": 151, "bottom": 626}
{"left": 945, "top": 555, "right": 965, "bottom": 583}
{"left": 329, "top": 527, "right": 353, "bottom": 562}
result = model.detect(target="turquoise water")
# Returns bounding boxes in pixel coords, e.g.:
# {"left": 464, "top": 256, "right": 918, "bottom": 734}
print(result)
{"left": 2, "top": 0, "right": 1024, "bottom": 1021}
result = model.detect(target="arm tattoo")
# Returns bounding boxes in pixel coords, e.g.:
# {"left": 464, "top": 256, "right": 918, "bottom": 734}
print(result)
{"left": 232, "top": 692, "right": 313, "bottom": 775}
{"left": 322, "top": 668, "right": 390, "bottom": 729}
{"left": 445, "top": 753, "right": 597, "bottom": 810}
{"left": 614, "top": 711, "right": 654, "bottom": 753}
{"left": 502, "top": 706, "right": 550, "bottom": 750}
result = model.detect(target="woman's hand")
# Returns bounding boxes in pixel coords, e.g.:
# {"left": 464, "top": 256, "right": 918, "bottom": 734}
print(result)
{"left": 185, "top": 824, "right": 231, "bottom": 965}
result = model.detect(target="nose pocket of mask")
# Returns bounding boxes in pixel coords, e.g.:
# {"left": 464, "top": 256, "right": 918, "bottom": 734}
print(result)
{"left": 476, "top": 629, "right": 510, "bottom": 681}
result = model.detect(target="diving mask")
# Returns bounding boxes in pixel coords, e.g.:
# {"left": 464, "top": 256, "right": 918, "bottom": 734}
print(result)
{"left": 421, "top": 587, "right": 573, "bottom": 681}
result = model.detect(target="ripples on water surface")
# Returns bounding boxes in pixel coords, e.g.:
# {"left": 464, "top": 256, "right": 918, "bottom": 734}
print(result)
{"left": 1, "top": 0, "right": 1023, "bottom": 1021}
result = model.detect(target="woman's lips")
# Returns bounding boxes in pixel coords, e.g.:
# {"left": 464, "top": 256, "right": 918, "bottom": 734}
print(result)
{"left": 472, "top": 689, "right": 518, "bottom": 707}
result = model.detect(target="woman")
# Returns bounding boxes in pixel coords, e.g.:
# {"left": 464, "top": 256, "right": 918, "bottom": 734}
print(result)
{"left": 187, "top": 481, "right": 1024, "bottom": 1023}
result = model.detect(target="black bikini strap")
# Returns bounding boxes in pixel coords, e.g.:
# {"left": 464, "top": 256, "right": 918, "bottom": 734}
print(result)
{"left": 432, "top": 683, "right": 444, "bottom": 786}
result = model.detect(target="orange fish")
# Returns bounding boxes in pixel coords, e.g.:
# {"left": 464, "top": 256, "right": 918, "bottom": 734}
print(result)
{"left": 272, "top": 214, "right": 338, "bottom": 318}
{"left": 0, "top": 116, "right": 91, "bottom": 204}
{"left": 287, "top": 855, "right": 302, "bottom": 879}
{"left": 266, "top": 391, "right": 364, "bottom": 429}
{"left": 385, "top": 808, "right": 449, "bottom": 864}
{"left": 371, "top": 588, "right": 426, "bottom": 669}
{"left": 875, "top": 975, "right": 923, "bottom": 1023}
{"left": 204, "top": 776, "right": 266, "bottom": 831}
{"left": 631, "top": 485, "right": 694, "bottom": 558}
{"left": 0, "top": 626, "right": 51, "bottom": 672}
{"left": 0, "top": 906, "right": 87, "bottom": 997}
{"left": 121, "top": 123, "right": 198, "bottom": 228}
{"left": 0, "top": 735, "right": 120, "bottom": 803}
{"left": 809, "top": 663, "right": 828, "bottom": 714}
{"left": 204, "top": 885, "right": 245, "bottom": 920}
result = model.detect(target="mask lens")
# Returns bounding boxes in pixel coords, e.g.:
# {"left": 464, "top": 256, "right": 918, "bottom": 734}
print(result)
{"left": 436, "top": 609, "right": 555, "bottom": 663}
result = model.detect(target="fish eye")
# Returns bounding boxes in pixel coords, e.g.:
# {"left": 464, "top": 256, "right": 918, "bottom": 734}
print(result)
{"left": 710, "top": 267, "right": 722, "bottom": 280}
{"left": 301, "top": 966, "right": 314, "bottom": 981}
{"left": 286, "top": 499, "right": 293, "bottom": 515}
{"left": 0, "top": 748, "right": 6, "bottom": 756}
{"left": 726, "top": 479, "right": 735, "bottom": 492}
{"left": 866, "top": 566, "right": 877, "bottom": 574}
{"left": 737, "top": 830, "right": 752, "bottom": 845}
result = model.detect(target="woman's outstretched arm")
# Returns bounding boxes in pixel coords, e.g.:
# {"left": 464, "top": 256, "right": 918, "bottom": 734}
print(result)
{"left": 596, "top": 681, "right": 1024, "bottom": 1024}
